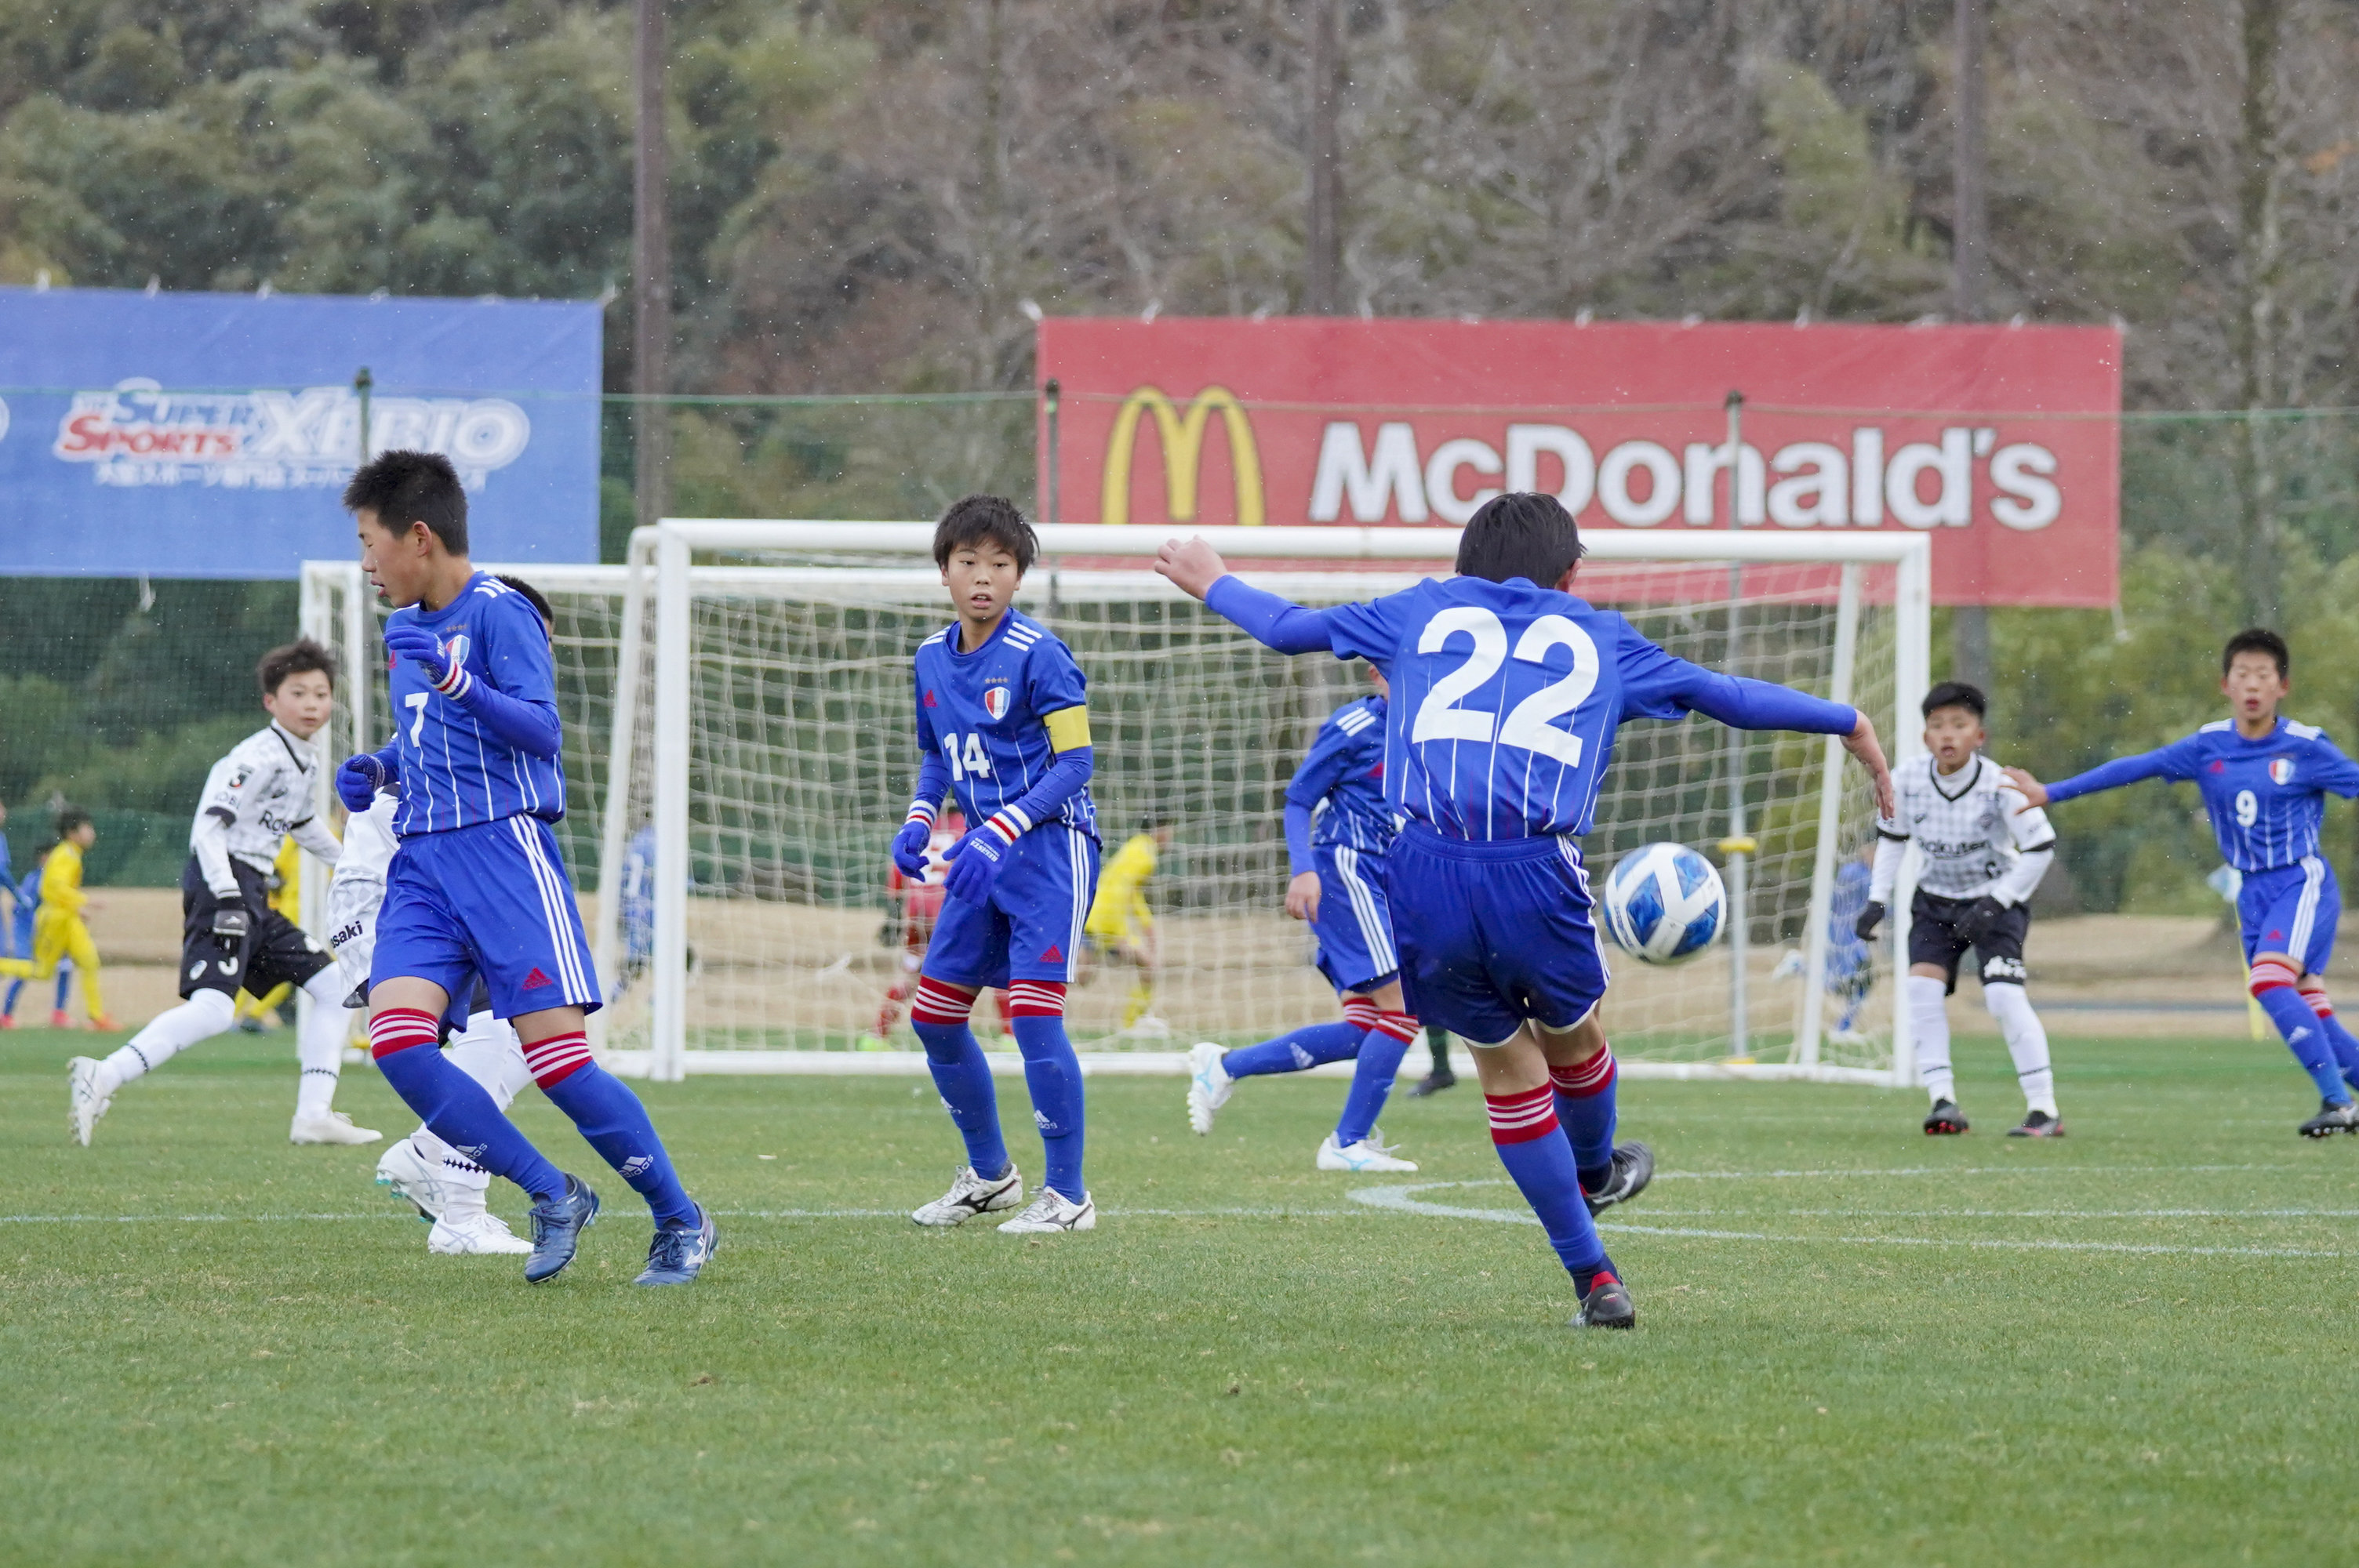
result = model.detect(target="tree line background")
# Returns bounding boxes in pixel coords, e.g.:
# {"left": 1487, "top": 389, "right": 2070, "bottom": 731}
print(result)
{"left": 4, "top": 0, "right": 2359, "bottom": 908}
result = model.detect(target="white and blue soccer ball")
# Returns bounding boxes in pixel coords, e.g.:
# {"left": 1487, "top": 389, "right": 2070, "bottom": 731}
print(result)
{"left": 1601, "top": 842, "right": 1727, "bottom": 966}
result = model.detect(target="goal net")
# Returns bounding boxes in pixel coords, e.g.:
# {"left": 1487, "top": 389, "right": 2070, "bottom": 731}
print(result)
{"left": 515, "top": 522, "right": 1926, "bottom": 1085}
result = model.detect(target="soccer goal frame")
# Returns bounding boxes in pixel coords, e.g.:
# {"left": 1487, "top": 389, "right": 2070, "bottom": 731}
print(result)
{"left": 598, "top": 521, "right": 1929, "bottom": 1087}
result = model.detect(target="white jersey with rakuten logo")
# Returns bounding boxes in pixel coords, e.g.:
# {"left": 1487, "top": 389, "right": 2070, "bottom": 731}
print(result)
{"left": 1877, "top": 753, "right": 2054, "bottom": 900}
{"left": 194, "top": 722, "right": 326, "bottom": 876}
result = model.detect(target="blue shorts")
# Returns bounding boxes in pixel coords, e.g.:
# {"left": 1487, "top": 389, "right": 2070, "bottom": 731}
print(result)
{"left": 1385, "top": 822, "right": 1610, "bottom": 1046}
{"left": 373, "top": 816, "right": 602, "bottom": 1019}
{"left": 924, "top": 826, "right": 1100, "bottom": 989}
{"left": 1311, "top": 842, "right": 1399, "bottom": 994}
{"left": 2239, "top": 856, "right": 2339, "bottom": 975}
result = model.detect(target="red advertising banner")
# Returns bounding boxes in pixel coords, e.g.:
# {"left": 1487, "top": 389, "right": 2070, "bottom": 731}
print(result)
{"left": 1036, "top": 318, "right": 2121, "bottom": 606}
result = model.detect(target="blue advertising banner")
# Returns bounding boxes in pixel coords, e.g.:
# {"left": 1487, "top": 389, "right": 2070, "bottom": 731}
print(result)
{"left": 0, "top": 286, "right": 602, "bottom": 577}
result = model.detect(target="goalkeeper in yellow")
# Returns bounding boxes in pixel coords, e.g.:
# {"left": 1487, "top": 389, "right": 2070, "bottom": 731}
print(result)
{"left": 0, "top": 808, "right": 116, "bottom": 1030}
{"left": 1084, "top": 820, "right": 1172, "bottom": 1028}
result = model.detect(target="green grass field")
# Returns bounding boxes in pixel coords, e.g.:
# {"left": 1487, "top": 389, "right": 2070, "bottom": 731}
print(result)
{"left": 4, "top": 1023, "right": 2356, "bottom": 1566}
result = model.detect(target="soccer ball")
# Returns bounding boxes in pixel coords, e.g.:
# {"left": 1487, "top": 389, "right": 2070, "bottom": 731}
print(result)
{"left": 1601, "top": 842, "right": 1726, "bottom": 965}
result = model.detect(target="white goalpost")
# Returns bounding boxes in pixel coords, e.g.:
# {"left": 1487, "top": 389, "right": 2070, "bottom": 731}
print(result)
{"left": 300, "top": 524, "right": 1927, "bottom": 1088}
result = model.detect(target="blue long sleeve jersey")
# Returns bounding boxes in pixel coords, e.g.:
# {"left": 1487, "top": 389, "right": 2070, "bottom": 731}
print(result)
{"left": 907, "top": 608, "right": 1099, "bottom": 844}
{"left": 1205, "top": 573, "right": 1860, "bottom": 841}
{"left": 1282, "top": 694, "right": 1392, "bottom": 875}
{"left": 378, "top": 572, "right": 569, "bottom": 836}
{"left": 2043, "top": 717, "right": 2359, "bottom": 873}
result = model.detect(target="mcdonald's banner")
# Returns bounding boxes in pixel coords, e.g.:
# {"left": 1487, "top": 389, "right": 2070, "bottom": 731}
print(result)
{"left": 1036, "top": 317, "right": 2121, "bottom": 606}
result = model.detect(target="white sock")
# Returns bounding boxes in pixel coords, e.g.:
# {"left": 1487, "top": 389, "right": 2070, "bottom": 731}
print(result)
{"left": 294, "top": 970, "right": 349, "bottom": 1120}
{"left": 445, "top": 1011, "right": 532, "bottom": 1111}
{"left": 104, "top": 989, "right": 237, "bottom": 1091}
{"left": 1907, "top": 974, "right": 1955, "bottom": 1104}
{"left": 1983, "top": 982, "right": 2057, "bottom": 1116}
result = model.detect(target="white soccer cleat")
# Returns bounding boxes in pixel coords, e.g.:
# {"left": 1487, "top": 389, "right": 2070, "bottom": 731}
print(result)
{"left": 375, "top": 1135, "right": 446, "bottom": 1218}
{"left": 1317, "top": 1132, "right": 1418, "bottom": 1173}
{"left": 427, "top": 1211, "right": 534, "bottom": 1255}
{"left": 911, "top": 1163, "right": 1026, "bottom": 1227}
{"left": 1186, "top": 1040, "right": 1234, "bottom": 1135}
{"left": 291, "top": 1110, "right": 383, "bottom": 1145}
{"left": 997, "top": 1188, "right": 1096, "bottom": 1233}
{"left": 67, "top": 1056, "right": 113, "bottom": 1147}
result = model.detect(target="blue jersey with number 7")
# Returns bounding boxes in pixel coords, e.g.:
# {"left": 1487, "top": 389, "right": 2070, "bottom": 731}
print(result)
{"left": 1321, "top": 576, "right": 1852, "bottom": 842}
{"left": 384, "top": 572, "right": 568, "bottom": 836}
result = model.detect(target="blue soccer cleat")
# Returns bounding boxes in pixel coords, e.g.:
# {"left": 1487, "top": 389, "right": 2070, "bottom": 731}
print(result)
{"left": 524, "top": 1173, "right": 599, "bottom": 1283}
{"left": 634, "top": 1203, "right": 718, "bottom": 1286}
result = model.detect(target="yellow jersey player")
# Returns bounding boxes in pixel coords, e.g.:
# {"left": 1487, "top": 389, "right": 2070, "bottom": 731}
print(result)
{"left": 1085, "top": 821, "right": 1171, "bottom": 1028}
{"left": 0, "top": 808, "right": 117, "bottom": 1030}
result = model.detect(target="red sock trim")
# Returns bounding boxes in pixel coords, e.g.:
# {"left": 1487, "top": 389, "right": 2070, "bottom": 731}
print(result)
{"left": 2299, "top": 978, "right": 2335, "bottom": 1018}
{"left": 522, "top": 1029, "right": 594, "bottom": 1090}
{"left": 1369, "top": 1011, "right": 1420, "bottom": 1045}
{"left": 1550, "top": 1048, "right": 1617, "bottom": 1098}
{"left": 2251, "top": 957, "right": 2301, "bottom": 996}
{"left": 368, "top": 1007, "right": 441, "bottom": 1060}
{"left": 1005, "top": 980, "right": 1067, "bottom": 1018}
{"left": 1485, "top": 1083, "right": 1561, "bottom": 1144}
{"left": 1341, "top": 996, "right": 1380, "bottom": 1030}
{"left": 911, "top": 977, "right": 978, "bottom": 1025}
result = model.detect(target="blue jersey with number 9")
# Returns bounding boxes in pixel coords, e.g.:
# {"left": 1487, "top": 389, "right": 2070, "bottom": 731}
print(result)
{"left": 1322, "top": 576, "right": 1757, "bottom": 842}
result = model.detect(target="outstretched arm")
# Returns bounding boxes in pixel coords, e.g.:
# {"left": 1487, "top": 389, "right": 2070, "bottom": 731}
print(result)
{"left": 2003, "top": 745, "right": 2190, "bottom": 811}
{"left": 1619, "top": 637, "right": 1893, "bottom": 817}
{"left": 1158, "top": 538, "right": 1336, "bottom": 654}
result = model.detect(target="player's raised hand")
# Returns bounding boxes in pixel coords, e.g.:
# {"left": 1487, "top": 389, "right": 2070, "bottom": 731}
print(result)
{"left": 336, "top": 752, "right": 396, "bottom": 811}
{"left": 1843, "top": 712, "right": 1896, "bottom": 819}
{"left": 1285, "top": 869, "right": 1322, "bottom": 923}
{"left": 890, "top": 819, "right": 932, "bottom": 878}
{"left": 383, "top": 624, "right": 449, "bottom": 683}
{"left": 941, "top": 822, "right": 1013, "bottom": 904}
{"left": 2001, "top": 765, "right": 2048, "bottom": 811}
{"left": 1154, "top": 536, "right": 1229, "bottom": 601}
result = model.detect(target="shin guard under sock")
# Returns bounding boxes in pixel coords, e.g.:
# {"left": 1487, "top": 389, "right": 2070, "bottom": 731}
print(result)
{"left": 1334, "top": 1011, "right": 1417, "bottom": 1147}
{"left": 912, "top": 978, "right": 1009, "bottom": 1178}
{"left": 1009, "top": 983, "right": 1085, "bottom": 1202}
{"left": 2253, "top": 959, "right": 2350, "bottom": 1102}
{"left": 370, "top": 1010, "right": 565, "bottom": 1203}
{"left": 1486, "top": 1084, "right": 1609, "bottom": 1279}
{"left": 1550, "top": 1047, "right": 1619, "bottom": 1193}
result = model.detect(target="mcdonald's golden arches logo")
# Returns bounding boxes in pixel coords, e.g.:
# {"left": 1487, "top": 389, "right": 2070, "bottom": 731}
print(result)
{"left": 1100, "top": 384, "right": 1265, "bottom": 525}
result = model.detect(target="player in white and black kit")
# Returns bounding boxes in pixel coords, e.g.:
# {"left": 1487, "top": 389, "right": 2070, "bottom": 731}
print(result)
{"left": 68, "top": 641, "right": 380, "bottom": 1147}
{"left": 333, "top": 789, "right": 536, "bottom": 1256}
{"left": 1856, "top": 681, "right": 2062, "bottom": 1138}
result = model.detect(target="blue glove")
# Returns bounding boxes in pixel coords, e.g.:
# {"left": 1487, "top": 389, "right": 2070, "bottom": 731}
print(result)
{"left": 384, "top": 624, "right": 449, "bottom": 685}
{"left": 336, "top": 753, "right": 395, "bottom": 812}
{"left": 941, "top": 824, "right": 1012, "bottom": 905}
{"left": 891, "top": 819, "right": 932, "bottom": 878}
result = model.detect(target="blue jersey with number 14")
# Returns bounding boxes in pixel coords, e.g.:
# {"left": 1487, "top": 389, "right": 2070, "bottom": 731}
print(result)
{"left": 912, "top": 608, "right": 1099, "bottom": 840}
{"left": 385, "top": 572, "right": 568, "bottom": 836}
{"left": 1322, "top": 576, "right": 1834, "bottom": 841}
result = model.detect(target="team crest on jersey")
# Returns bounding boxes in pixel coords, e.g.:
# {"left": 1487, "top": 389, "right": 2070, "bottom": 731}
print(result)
{"left": 442, "top": 633, "right": 471, "bottom": 670}
{"left": 2270, "top": 757, "right": 2296, "bottom": 785}
{"left": 983, "top": 684, "right": 1012, "bottom": 720}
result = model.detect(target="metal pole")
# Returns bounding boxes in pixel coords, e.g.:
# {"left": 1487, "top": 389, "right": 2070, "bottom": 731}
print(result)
{"left": 633, "top": 0, "right": 671, "bottom": 534}
{"left": 1950, "top": 0, "right": 1994, "bottom": 693}
{"left": 1795, "top": 563, "right": 1863, "bottom": 1065}
{"left": 1044, "top": 378, "right": 1061, "bottom": 525}
{"left": 1721, "top": 390, "right": 1753, "bottom": 1060}
{"left": 1304, "top": 0, "right": 1343, "bottom": 314}
{"left": 652, "top": 524, "right": 692, "bottom": 1081}
{"left": 588, "top": 526, "right": 656, "bottom": 1056}
{"left": 1891, "top": 538, "right": 1936, "bottom": 1087}
{"left": 354, "top": 367, "right": 372, "bottom": 463}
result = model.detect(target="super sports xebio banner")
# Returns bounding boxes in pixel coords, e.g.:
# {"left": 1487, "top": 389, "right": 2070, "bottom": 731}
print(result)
{"left": 1038, "top": 318, "right": 2121, "bottom": 606}
{"left": 0, "top": 286, "right": 601, "bottom": 578}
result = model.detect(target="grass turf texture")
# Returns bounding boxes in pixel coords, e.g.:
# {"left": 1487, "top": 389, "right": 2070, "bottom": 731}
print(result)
{"left": 2, "top": 1025, "right": 2355, "bottom": 1566}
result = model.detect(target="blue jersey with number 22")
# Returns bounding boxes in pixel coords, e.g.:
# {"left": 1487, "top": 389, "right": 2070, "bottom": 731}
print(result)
{"left": 1323, "top": 576, "right": 1806, "bottom": 842}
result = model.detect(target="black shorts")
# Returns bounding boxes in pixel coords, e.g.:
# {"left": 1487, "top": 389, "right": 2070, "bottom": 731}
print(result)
{"left": 1908, "top": 889, "right": 2030, "bottom": 995}
{"left": 179, "top": 856, "right": 332, "bottom": 1001}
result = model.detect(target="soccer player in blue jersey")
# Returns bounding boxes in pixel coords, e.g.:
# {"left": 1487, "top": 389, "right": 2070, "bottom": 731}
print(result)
{"left": 335, "top": 451, "right": 714, "bottom": 1283}
{"left": 1184, "top": 668, "right": 1430, "bottom": 1172}
{"left": 895, "top": 495, "right": 1103, "bottom": 1234}
{"left": 2005, "top": 628, "right": 2359, "bottom": 1137}
{"left": 1157, "top": 493, "right": 1894, "bottom": 1329}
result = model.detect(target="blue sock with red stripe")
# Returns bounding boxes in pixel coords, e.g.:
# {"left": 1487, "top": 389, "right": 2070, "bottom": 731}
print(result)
{"left": 369, "top": 1009, "right": 566, "bottom": 1204}
{"left": 1333, "top": 1011, "right": 1418, "bottom": 1147}
{"left": 1223, "top": 1021, "right": 1363, "bottom": 1078}
{"left": 526, "top": 1033, "right": 697, "bottom": 1227}
{"left": 1009, "top": 982, "right": 1085, "bottom": 1203}
{"left": 1550, "top": 1047, "right": 1619, "bottom": 1193}
{"left": 2296, "top": 980, "right": 2359, "bottom": 1091}
{"left": 2254, "top": 961, "right": 2351, "bottom": 1103}
{"left": 911, "top": 978, "right": 1010, "bottom": 1178}
{"left": 1486, "top": 1084, "right": 1610, "bottom": 1283}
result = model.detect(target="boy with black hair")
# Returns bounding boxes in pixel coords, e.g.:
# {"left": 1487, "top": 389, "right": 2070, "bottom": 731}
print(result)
{"left": 896, "top": 494, "right": 1103, "bottom": 1233}
{"left": 1157, "top": 491, "right": 1895, "bottom": 1330}
{"left": 339, "top": 450, "right": 714, "bottom": 1284}
{"left": 2008, "top": 628, "right": 2359, "bottom": 1137}
{"left": 65, "top": 643, "right": 364, "bottom": 1146}
{"left": 1856, "top": 681, "right": 2061, "bottom": 1136}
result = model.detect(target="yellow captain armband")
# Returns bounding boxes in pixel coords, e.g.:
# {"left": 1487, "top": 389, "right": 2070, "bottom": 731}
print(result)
{"left": 1045, "top": 706, "right": 1092, "bottom": 753}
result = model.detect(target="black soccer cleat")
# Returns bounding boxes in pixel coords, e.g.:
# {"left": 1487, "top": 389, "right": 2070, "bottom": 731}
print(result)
{"left": 1583, "top": 1141, "right": 1656, "bottom": 1217}
{"left": 1575, "top": 1273, "right": 1636, "bottom": 1330}
{"left": 2007, "top": 1110, "right": 2065, "bottom": 1138}
{"left": 1923, "top": 1099, "right": 1969, "bottom": 1135}
{"left": 2296, "top": 1099, "right": 2359, "bottom": 1139}
{"left": 524, "top": 1172, "right": 600, "bottom": 1283}
{"left": 1406, "top": 1069, "right": 1457, "bottom": 1098}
